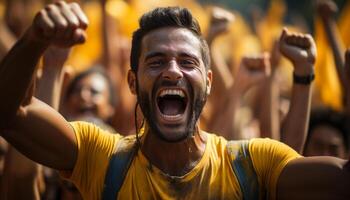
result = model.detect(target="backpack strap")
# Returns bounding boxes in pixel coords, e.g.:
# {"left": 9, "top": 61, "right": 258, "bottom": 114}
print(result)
{"left": 102, "top": 136, "right": 137, "bottom": 200}
{"left": 227, "top": 140, "right": 259, "bottom": 200}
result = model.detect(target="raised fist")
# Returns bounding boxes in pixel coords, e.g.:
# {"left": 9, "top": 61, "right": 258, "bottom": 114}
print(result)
{"left": 27, "top": 1, "right": 89, "bottom": 48}
{"left": 207, "top": 7, "right": 235, "bottom": 42}
{"left": 234, "top": 53, "right": 271, "bottom": 93}
{"left": 279, "top": 28, "right": 316, "bottom": 75}
{"left": 317, "top": 0, "right": 338, "bottom": 19}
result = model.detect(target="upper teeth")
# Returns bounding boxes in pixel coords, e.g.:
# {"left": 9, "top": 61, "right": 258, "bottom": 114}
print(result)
{"left": 159, "top": 89, "right": 185, "bottom": 97}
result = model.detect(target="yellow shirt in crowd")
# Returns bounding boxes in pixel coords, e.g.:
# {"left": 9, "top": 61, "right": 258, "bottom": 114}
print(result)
{"left": 65, "top": 121, "right": 301, "bottom": 200}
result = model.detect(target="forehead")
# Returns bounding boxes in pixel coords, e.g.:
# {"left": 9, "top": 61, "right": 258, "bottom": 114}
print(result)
{"left": 310, "top": 125, "right": 344, "bottom": 144}
{"left": 140, "top": 27, "right": 202, "bottom": 60}
{"left": 78, "top": 73, "right": 108, "bottom": 90}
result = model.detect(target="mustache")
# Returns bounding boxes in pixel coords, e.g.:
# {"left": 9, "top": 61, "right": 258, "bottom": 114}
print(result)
{"left": 156, "top": 79, "right": 186, "bottom": 87}
{"left": 152, "top": 79, "right": 188, "bottom": 99}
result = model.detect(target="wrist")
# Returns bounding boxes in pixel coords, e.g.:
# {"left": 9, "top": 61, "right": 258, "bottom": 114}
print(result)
{"left": 292, "top": 62, "right": 314, "bottom": 76}
{"left": 293, "top": 72, "right": 315, "bottom": 85}
{"left": 23, "top": 28, "right": 50, "bottom": 50}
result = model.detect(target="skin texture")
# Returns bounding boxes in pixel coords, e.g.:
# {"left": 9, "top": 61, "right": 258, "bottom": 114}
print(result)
{"left": 128, "top": 27, "right": 212, "bottom": 176}
{"left": 0, "top": 1, "right": 349, "bottom": 198}
{"left": 64, "top": 73, "right": 114, "bottom": 122}
{"left": 304, "top": 125, "right": 347, "bottom": 158}
{"left": 0, "top": 1, "right": 88, "bottom": 170}
{"left": 279, "top": 28, "right": 315, "bottom": 152}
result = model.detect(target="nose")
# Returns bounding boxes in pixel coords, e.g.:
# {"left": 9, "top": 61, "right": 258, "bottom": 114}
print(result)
{"left": 162, "top": 60, "right": 183, "bottom": 81}
{"left": 79, "top": 87, "right": 92, "bottom": 103}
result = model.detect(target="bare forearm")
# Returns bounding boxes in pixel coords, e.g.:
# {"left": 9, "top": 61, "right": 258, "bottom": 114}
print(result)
{"left": 36, "top": 67, "right": 63, "bottom": 110}
{"left": 0, "top": 33, "right": 47, "bottom": 128}
{"left": 281, "top": 83, "right": 311, "bottom": 152}
{"left": 211, "top": 85, "right": 241, "bottom": 139}
{"left": 258, "top": 76, "right": 280, "bottom": 140}
{"left": 207, "top": 39, "right": 233, "bottom": 92}
{"left": 321, "top": 17, "right": 346, "bottom": 89}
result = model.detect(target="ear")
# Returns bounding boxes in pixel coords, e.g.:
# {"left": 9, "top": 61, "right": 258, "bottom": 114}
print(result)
{"left": 206, "top": 70, "right": 212, "bottom": 95}
{"left": 128, "top": 70, "right": 137, "bottom": 95}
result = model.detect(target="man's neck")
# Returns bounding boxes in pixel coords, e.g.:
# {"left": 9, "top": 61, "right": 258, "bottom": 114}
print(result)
{"left": 141, "top": 126, "right": 207, "bottom": 176}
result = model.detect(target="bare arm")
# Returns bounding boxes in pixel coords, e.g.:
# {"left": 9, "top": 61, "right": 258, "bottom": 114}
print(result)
{"left": 206, "top": 7, "right": 235, "bottom": 95}
{"left": 211, "top": 54, "right": 270, "bottom": 139}
{"left": 257, "top": 41, "right": 281, "bottom": 140}
{"left": 1, "top": 45, "right": 72, "bottom": 200}
{"left": 257, "top": 73, "right": 280, "bottom": 139}
{"left": 317, "top": 0, "right": 346, "bottom": 91}
{"left": 277, "top": 157, "right": 350, "bottom": 199}
{"left": 36, "top": 46, "right": 71, "bottom": 109}
{"left": 0, "top": 1, "right": 88, "bottom": 170}
{"left": 279, "top": 28, "right": 316, "bottom": 152}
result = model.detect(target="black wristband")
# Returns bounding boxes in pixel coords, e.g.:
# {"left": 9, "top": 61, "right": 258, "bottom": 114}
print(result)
{"left": 293, "top": 73, "right": 315, "bottom": 85}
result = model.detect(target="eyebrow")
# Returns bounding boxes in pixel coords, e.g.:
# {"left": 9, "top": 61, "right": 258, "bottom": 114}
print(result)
{"left": 144, "top": 52, "right": 166, "bottom": 61}
{"left": 144, "top": 52, "right": 200, "bottom": 62}
{"left": 178, "top": 52, "right": 200, "bottom": 63}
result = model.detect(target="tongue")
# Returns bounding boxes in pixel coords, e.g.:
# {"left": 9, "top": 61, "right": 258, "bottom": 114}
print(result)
{"left": 161, "top": 99, "right": 182, "bottom": 116}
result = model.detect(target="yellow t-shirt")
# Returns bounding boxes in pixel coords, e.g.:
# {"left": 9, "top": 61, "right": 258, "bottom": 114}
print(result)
{"left": 67, "top": 121, "right": 300, "bottom": 200}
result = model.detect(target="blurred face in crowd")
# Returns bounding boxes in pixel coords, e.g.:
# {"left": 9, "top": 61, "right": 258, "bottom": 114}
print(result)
{"left": 304, "top": 125, "right": 348, "bottom": 159}
{"left": 65, "top": 73, "right": 114, "bottom": 122}
{"left": 130, "top": 27, "right": 212, "bottom": 142}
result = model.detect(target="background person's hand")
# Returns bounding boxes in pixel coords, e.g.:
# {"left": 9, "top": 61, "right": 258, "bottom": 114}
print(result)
{"left": 207, "top": 7, "right": 234, "bottom": 42}
{"left": 279, "top": 28, "right": 316, "bottom": 75}
{"left": 233, "top": 53, "right": 271, "bottom": 94}
{"left": 317, "top": 0, "right": 338, "bottom": 19}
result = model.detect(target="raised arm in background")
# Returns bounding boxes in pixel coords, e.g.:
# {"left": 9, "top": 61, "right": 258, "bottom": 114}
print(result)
{"left": 256, "top": 40, "right": 281, "bottom": 140}
{"left": 211, "top": 53, "right": 270, "bottom": 139}
{"left": 204, "top": 7, "right": 235, "bottom": 130}
{"left": 206, "top": 7, "right": 235, "bottom": 95}
{"left": 275, "top": 27, "right": 350, "bottom": 200}
{"left": 0, "top": 1, "right": 88, "bottom": 170}
{"left": 317, "top": 0, "right": 346, "bottom": 91}
{"left": 279, "top": 28, "right": 315, "bottom": 152}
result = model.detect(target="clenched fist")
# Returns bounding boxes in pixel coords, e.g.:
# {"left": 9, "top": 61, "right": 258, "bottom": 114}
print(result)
{"left": 234, "top": 53, "right": 271, "bottom": 93}
{"left": 207, "top": 7, "right": 234, "bottom": 43}
{"left": 26, "top": 1, "right": 89, "bottom": 48}
{"left": 279, "top": 28, "right": 316, "bottom": 76}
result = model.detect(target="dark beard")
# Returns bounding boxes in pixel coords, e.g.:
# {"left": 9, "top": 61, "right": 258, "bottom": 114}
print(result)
{"left": 137, "top": 82, "right": 207, "bottom": 143}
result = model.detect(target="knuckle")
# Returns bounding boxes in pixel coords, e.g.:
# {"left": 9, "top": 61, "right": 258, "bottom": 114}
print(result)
{"left": 69, "top": 2, "right": 80, "bottom": 9}
{"left": 55, "top": 1, "right": 66, "bottom": 7}
{"left": 45, "top": 4, "right": 56, "bottom": 11}
{"left": 56, "top": 21, "right": 67, "bottom": 31}
{"left": 35, "top": 10, "right": 46, "bottom": 21}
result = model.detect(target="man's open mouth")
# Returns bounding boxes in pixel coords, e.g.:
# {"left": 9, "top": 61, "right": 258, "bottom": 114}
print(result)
{"left": 156, "top": 88, "right": 188, "bottom": 121}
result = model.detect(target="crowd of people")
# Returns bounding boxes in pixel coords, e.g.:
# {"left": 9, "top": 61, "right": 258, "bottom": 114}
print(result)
{"left": 0, "top": 0, "right": 349, "bottom": 199}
